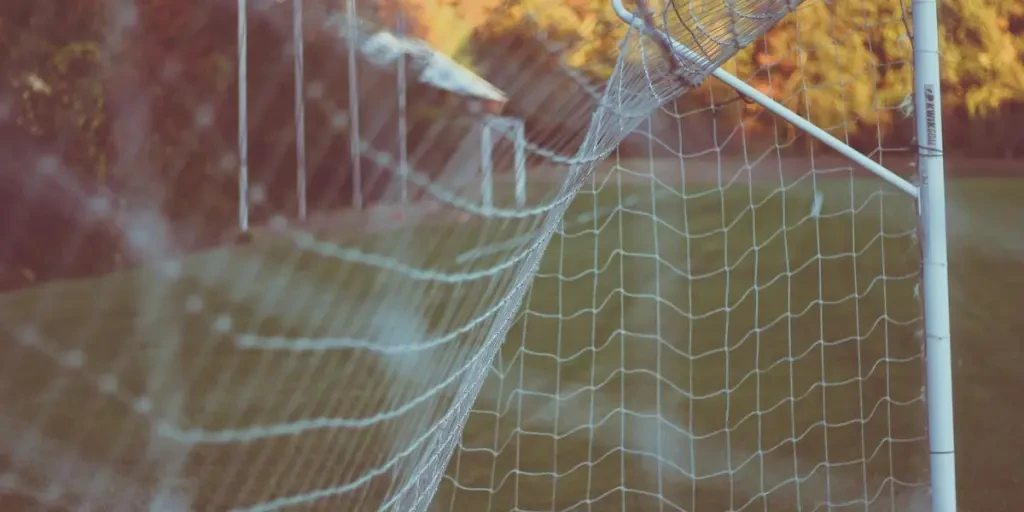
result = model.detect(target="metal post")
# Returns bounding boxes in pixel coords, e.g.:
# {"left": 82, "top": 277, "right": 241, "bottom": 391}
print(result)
{"left": 346, "top": 0, "right": 363, "bottom": 210}
{"left": 397, "top": 11, "right": 409, "bottom": 204}
{"left": 513, "top": 120, "right": 526, "bottom": 207}
{"left": 480, "top": 121, "right": 493, "bottom": 209}
{"left": 912, "top": 0, "right": 956, "bottom": 510}
{"left": 237, "top": 0, "right": 249, "bottom": 231}
{"left": 294, "top": 0, "right": 307, "bottom": 221}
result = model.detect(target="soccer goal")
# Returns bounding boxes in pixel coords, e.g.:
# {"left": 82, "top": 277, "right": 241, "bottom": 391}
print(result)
{"left": 437, "top": 2, "right": 954, "bottom": 512}
{"left": 0, "top": 0, "right": 953, "bottom": 511}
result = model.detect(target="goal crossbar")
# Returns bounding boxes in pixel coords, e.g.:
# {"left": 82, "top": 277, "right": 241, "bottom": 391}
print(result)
{"left": 610, "top": 0, "right": 918, "bottom": 198}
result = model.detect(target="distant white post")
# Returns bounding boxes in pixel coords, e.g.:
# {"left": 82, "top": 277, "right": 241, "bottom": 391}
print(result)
{"left": 293, "top": 0, "right": 307, "bottom": 221}
{"left": 397, "top": 11, "right": 409, "bottom": 204}
{"left": 478, "top": 116, "right": 526, "bottom": 209}
{"left": 512, "top": 120, "right": 526, "bottom": 207}
{"left": 913, "top": 0, "right": 957, "bottom": 510}
{"left": 480, "top": 122, "right": 494, "bottom": 209}
{"left": 346, "top": 0, "right": 363, "bottom": 209}
{"left": 237, "top": 0, "right": 249, "bottom": 231}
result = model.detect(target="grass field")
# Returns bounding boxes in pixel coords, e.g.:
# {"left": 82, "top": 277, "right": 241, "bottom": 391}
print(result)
{"left": 437, "top": 172, "right": 926, "bottom": 512}
{"left": 0, "top": 167, "right": 1020, "bottom": 511}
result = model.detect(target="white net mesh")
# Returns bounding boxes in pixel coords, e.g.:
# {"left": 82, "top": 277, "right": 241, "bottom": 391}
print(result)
{"left": 0, "top": 0, "right": 929, "bottom": 511}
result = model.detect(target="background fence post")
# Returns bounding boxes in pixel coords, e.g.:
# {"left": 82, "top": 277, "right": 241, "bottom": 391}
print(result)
{"left": 913, "top": 0, "right": 957, "bottom": 510}
{"left": 293, "top": 0, "right": 307, "bottom": 221}
{"left": 513, "top": 120, "right": 526, "bottom": 207}
{"left": 481, "top": 120, "right": 493, "bottom": 210}
{"left": 237, "top": 0, "right": 248, "bottom": 232}
{"left": 347, "top": 0, "right": 362, "bottom": 210}
{"left": 397, "top": 11, "right": 409, "bottom": 205}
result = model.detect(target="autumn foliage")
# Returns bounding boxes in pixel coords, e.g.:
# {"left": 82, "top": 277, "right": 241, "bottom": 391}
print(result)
{"left": 0, "top": 0, "right": 1022, "bottom": 200}
{"left": 0, "top": 0, "right": 1021, "bottom": 289}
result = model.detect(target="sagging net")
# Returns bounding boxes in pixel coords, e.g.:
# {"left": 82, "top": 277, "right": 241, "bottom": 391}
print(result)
{"left": 0, "top": 0, "right": 929, "bottom": 511}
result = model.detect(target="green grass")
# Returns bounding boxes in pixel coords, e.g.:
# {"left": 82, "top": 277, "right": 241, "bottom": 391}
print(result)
{"left": 442, "top": 178, "right": 925, "bottom": 512}
{"left": 0, "top": 176, "right": 1020, "bottom": 511}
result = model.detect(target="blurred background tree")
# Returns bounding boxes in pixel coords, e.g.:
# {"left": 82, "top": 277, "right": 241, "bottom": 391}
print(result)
{"left": 463, "top": 0, "right": 1024, "bottom": 157}
{"left": 1, "top": 0, "right": 1023, "bottom": 287}
{"left": 4, "top": 0, "right": 1023, "bottom": 186}
{"left": 0, "top": 1, "right": 108, "bottom": 180}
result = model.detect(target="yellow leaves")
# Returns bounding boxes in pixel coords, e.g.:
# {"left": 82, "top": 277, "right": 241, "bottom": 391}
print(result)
{"left": 24, "top": 74, "right": 52, "bottom": 95}
{"left": 755, "top": 51, "right": 796, "bottom": 72}
{"left": 578, "top": 13, "right": 599, "bottom": 39}
{"left": 9, "top": 36, "right": 107, "bottom": 183}
{"left": 964, "top": 84, "right": 1016, "bottom": 117}
{"left": 997, "top": 43, "right": 1016, "bottom": 65}
{"left": 753, "top": 81, "right": 776, "bottom": 100}
{"left": 379, "top": 0, "right": 503, "bottom": 60}
{"left": 465, "top": 0, "right": 624, "bottom": 78}
{"left": 936, "top": 0, "right": 1024, "bottom": 116}
{"left": 53, "top": 42, "right": 100, "bottom": 73}
{"left": 795, "top": 47, "right": 809, "bottom": 68}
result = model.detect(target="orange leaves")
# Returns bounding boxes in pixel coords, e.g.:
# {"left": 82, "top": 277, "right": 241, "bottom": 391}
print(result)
{"left": 754, "top": 51, "right": 796, "bottom": 72}
{"left": 755, "top": 52, "right": 782, "bottom": 67}
{"left": 373, "top": 0, "right": 502, "bottom": 57}
{"left": 753, "top": 29, "right": 797, "bottom": 72}
{"left": 742, "top": 80, "right": 775, "bottom": 116}
{"left": 753, "top": 81, "right": 776, "bottom": 99}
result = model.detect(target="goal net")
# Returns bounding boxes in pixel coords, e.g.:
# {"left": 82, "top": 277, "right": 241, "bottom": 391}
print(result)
{"left": 0, "top": 0, "right": 930, "bottom": 511}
